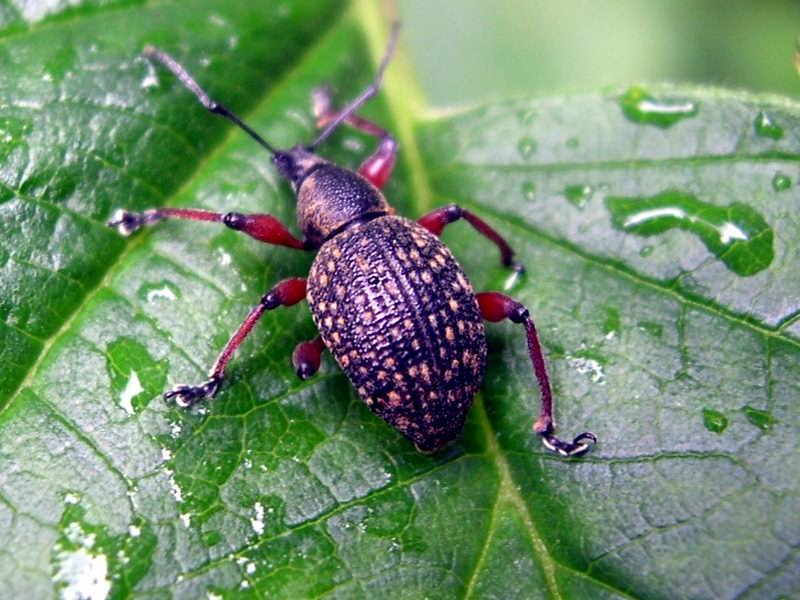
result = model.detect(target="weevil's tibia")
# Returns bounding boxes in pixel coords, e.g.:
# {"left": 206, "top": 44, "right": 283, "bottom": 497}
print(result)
{"left": 165, "top": 278, "right": 308, "bottom": 407}
{"left": 107, "top": 207, "right": 306, "bottom": 249}
{"left": 476, "top": 291, "right": 596, "bottom": 457}
{"left": 418, "top": 204, "right": 524, "bottom": 272}
{"left": 309, "top": 22, "right": 400, "bottom": 150}
{"left": 312, "top": 86, "right": 398, "bottom": 189}
{"left": 292, "top": 336, "right": 326, "bottom": 380}
{"left": 143, "top": 45, "right": 278, "bottom": 155}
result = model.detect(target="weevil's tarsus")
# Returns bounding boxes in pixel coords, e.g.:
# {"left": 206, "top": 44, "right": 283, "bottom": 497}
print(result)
{"left": 476, "top": 291, "right": 597, "bottom": 457}
{"left": 309, "top": 21, "right": 400, "bottom": 150}
{"left": 143, "top": 45, "right": 279, "bottom": 156}
{"left": 540, "top": 430, "right": 597, "bottom": 457}
{"left": 164, "top": 278, "right": 308, "bottom": 407}
{"left": 164, "top": 375, "right": 222, "bottom": 408}
{"left": 292, "top": 336, "right": 326, "bottom": 380}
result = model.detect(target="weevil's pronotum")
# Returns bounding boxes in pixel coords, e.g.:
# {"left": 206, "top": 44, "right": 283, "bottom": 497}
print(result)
{"left": 108, "top": 26, "right": 596, "bottom": 456}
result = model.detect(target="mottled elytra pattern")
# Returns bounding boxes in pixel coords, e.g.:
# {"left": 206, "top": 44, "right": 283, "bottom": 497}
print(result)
{"left": 308, "top": 215, "right": 487, "bottom": 451}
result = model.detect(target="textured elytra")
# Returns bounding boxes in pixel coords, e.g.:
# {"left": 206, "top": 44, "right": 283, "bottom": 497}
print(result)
{"left": 308, "top": 215, "right": 487, "bottom": 451}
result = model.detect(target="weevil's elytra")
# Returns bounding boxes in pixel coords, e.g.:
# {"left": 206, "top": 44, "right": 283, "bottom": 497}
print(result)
{"left": 309, "top": 215, "right": 486, "bottom": 452}
{"left": 108, "top": 26, "right": 596, "bottom": 457}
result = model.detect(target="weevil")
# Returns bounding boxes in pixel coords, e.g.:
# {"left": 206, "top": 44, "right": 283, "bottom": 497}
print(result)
{"left": 108, "top": 26, "right": 596, "bottom": 456}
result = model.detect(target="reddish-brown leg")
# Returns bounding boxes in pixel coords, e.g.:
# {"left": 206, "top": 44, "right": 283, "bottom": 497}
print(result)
{"left": 476, "top": 291, "right": 596, "bottom": 456}
{"left": 418, "top": 204, "right": 524, "bottom": 271}
{"left": 108, "top": 207, "right": 306, "bottom": 250}
{"left": 292, "top": 336, "right": 326, "bottom": 380}
{"left": 312, "top": 86, "right": 397, "bottom": 189}
{"left": 165, "top": 278, "right": 308, "bottom": 407}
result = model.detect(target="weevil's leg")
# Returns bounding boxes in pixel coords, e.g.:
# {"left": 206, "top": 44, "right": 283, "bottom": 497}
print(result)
{"left": 107, "top": 207, "right": 306, "bottom": 249}
{"left": 165, "top": 278, "right": 308, "bottom": 407}
{"left": 312, "top": 86, "right": 398, "bottom": 189}
{"left": 476, "top": 291, "right": 596, "bottom": 457}
{"left": 418, "top": 204, "right": 524, "bottom": 271}
{"left": 292, "top": 335, "right": 326, "bottom": 380}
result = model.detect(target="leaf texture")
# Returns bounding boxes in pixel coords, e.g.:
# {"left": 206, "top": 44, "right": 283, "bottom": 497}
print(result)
{"left": 0, "top": 1, "right": 798, "bottom": 599}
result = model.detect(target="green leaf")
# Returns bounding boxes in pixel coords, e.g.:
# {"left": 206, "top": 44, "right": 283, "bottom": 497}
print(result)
{"left": 1, "top": 1, "right": 798, "bottom": 599}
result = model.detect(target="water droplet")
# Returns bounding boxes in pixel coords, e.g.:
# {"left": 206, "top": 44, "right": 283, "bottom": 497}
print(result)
{"left": 605, "top": 190, "right": 774, "bottom": 276}
{"left": 138, "top": 280, "right": 181, "bottom": 303}
{"left": 565, "top": 346, "right": 607, "bottom": 384}
{"left": 620, "top": 86, "right": 698, "bottom": 128}
{"left": 521, "top": 181, "right": 536, "bottom": 201}
{"left": 741, "top": 405, "right": 776, "bottom": 431}
{"left": 105, "top": 338, "right": 167, "bottom": 414}
{"left": 637, "top": 321, "right": 663, "bottom": 338}
{"left": 754, "top": 111, "right": 784, "bottom": 140}
{"left": 702, "top": 408, "right": 728, "bottom": 433}
{"left": 772, "top": 172, "right": 792, "bottom": 192}
{"left": 564, "top": 184, "right": 592, "bottom": 209}
{"left": 566, "top": 137, "right": 579, "bottom": 149}
{"left": 516, "top": 108, "right": 536, "bottom": 124}
{"left": 119, "top": 371, "right": 143, "bottom": 415}
{"left": 517, "top": 136, "right": 537, "bottom": 160}
{"left": 639, "top": 245, "right": 654, "bottom": 257}
{"left": 603, "top": 307, "right": 621, "bottom": 339}
{"left": 201, "top": 530, "right": 222, "bottom": 547}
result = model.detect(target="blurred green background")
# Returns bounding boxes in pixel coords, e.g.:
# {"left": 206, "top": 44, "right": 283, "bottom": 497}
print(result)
{"left": 397, "top": 0, "right": 800, "bottom": 107}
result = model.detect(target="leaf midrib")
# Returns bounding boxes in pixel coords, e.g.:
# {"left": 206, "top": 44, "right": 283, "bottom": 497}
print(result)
{"left": 0, "top": 13, "right": 348, "bottom": 419}
{"left": 354, "top": 2, "right": 638, "bottom": 599}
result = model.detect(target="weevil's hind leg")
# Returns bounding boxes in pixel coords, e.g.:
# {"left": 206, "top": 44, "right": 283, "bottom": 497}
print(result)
{"left": 107, "top": 207, "right": 306, "bottom": 249}
{"left": 312, "top": 86, "right": 398, "bottom": 189}
{"left": 476, "top": 291, "right": 596, "bottom": 457}
{"left": 165, "top": 278, "right": 308, "bottom": 407}
{"left": 292, "top": 336, "right": 326, "bottom": 380}
{"left": 418, "top": 204, "right": 525, "bottom": 272}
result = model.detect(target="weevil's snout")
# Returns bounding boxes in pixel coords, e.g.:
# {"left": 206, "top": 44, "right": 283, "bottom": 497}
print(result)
{"left": 273, "top": 146, "right": 326, "bottom": 193}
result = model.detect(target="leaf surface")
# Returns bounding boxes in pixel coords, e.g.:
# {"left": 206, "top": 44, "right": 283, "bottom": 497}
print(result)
{"left": 0, "top": 1, "right": 798, "bottom": 599}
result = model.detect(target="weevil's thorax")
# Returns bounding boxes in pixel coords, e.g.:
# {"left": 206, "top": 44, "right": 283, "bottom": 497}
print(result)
{"left": 275, "top": 147, "right": 390, "bottom": 248}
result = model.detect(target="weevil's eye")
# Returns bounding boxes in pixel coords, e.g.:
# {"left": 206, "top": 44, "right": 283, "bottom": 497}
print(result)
{"left": 273, "top": 152, "right": 295, "bottom": 180}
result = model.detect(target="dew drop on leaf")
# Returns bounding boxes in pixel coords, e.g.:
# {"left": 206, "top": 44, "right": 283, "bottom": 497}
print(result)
{"left": 754, "top": 111, "right": 784, "bottom": 140}
{"left": 772, "top": 172, "right": 792, "bottom": 192}
{"left": 521, "top": 180, "right": 536, "bottom": 201}
{"left": 741, "top": 405, "right": 776, "bottom": 431}
{"left": 602, "top": 307, "right": 621, "bottom": 339}
{"left": 517, "top": 136, "right": 537, "bottom": 160}
{"left": 564, "top": 184, "right": 592, "bottom": 209}
{"left": 702, "top": 408, "right": 728, "bottom": 433}
{"left": 620, "top": 86, "right": 698, "bottom": 128}
{"left": 605, "top": 190, "right": 774, "bottom": 276}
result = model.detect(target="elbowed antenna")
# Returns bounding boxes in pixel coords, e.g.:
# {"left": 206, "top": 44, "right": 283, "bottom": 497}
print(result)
{"left": 309, "top": 22, "right": 400, "bottom": 150}
{"left": 143, "top": 46, "right": 279, "bottom": 155}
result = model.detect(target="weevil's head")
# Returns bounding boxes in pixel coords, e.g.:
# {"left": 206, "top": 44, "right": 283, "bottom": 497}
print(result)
{"left": 275, "top": 145, "right": 391, "bottom": 249}
{"left": 272, "top": 145, "right": 324, "bottom": 192}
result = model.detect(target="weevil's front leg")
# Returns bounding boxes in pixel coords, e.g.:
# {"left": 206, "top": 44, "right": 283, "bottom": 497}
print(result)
{"left": 108, "top": 207, "right": 306, "bottom": 250}
{"left": 476, "top": 291, "right": 596, "bottom": 457}
{"left": 165, "top": 278, "right": 308, "bottom": 407}
{"left": 418, "top": 204, "right": 524, "bottom": 271}
{"left": 312, "top": 86, "right": 397, "bottom": 189}
{"left": 292, "top": 336, "right": 326, "bottom": 380}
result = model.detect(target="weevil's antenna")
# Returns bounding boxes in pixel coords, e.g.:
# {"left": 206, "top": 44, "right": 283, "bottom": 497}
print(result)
{"left": 143, "top": 46, "right": 278, "bottom": 156}
{"left": 309, "top": 22, "right": 400, "bottom": 150}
